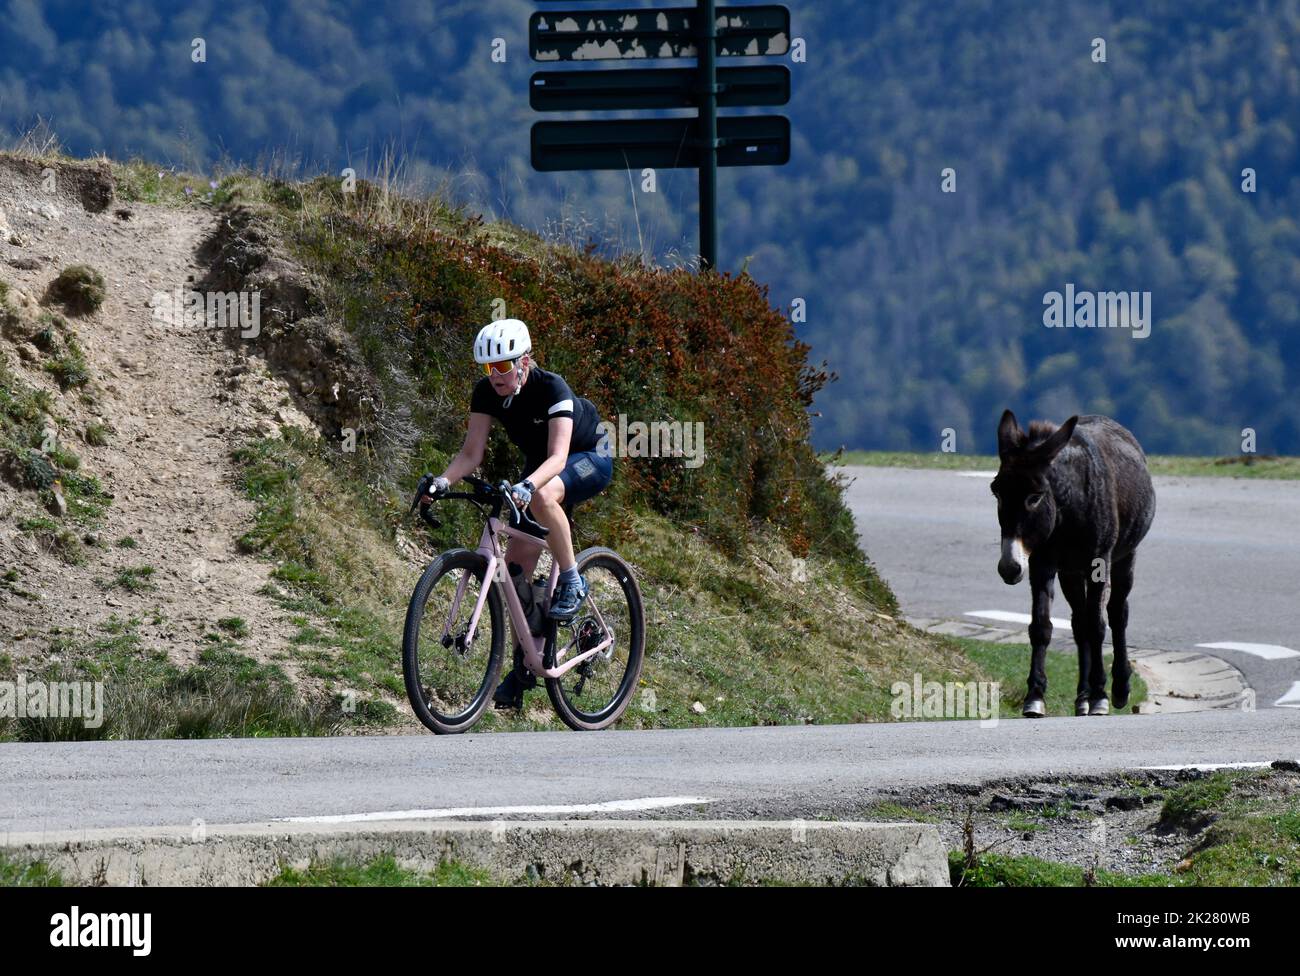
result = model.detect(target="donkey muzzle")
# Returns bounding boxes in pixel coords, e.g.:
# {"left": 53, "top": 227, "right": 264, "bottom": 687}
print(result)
{"left": 998, "top": 537, "right": 1029, "bottom": 584}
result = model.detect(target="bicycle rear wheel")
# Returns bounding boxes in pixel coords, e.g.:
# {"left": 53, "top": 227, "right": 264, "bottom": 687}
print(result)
{"left": 403, "top": 549, "right": 505, "bottom": 734}
{"left": 545, "top": 547, "right": 646, "bottom": 731}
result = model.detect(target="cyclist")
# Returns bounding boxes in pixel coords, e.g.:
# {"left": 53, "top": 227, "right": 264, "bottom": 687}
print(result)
{"left": 422, "top": 318, "right": 613, "bottom": 706}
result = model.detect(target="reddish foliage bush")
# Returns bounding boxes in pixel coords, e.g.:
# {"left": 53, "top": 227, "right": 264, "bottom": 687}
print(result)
{"left": 296, "top": 208, "right": 864, "bottom": 579}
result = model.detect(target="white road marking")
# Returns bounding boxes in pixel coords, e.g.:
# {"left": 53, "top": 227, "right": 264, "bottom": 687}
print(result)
{"left": 1195, "top": 641, "right": 1300, "bottom": 661}
{"left": 1274, "top": 682, "right": 1300, "bottom": 708}
{"left": 956, "top": 471, "right": 997, "bottom": 478}
{"left": 1139, "top": 762, "right": 1273, "bottom": 771}
{"left": 276, "top": 796, "right": 714, "bottom": 824}
{"left": 966, "top": 609, "right": 1071, "bottom": 629}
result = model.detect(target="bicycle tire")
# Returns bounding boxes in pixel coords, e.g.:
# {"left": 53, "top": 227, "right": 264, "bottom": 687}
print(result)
{"left": 545, "top": 546, "right": 646, "bottom": 731}
{"left": 402, "top": 548, "right": 505, "bottom": 734}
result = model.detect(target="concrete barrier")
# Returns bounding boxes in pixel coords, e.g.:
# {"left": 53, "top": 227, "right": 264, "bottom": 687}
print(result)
{"left": 5, "top": 819, "right": 951, "bottom": 887}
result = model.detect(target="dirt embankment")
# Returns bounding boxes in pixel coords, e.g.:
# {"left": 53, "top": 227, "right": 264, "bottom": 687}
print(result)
{"left": 0, "top": 157, "right": 345, "bottom": 677}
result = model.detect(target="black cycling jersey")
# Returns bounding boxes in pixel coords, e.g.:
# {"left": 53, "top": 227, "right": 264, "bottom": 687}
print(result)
{"left": 470, "top": 367, "right": 602, "bottom": 472}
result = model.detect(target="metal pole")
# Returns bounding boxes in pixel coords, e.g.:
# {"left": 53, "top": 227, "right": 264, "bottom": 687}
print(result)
{"left": 697, "top": 0, "right": 718, "bottom": 272}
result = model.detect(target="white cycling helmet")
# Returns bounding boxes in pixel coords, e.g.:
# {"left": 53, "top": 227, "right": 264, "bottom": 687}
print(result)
{"left": 474, "top": 318, "right": 532, "bottom": 364}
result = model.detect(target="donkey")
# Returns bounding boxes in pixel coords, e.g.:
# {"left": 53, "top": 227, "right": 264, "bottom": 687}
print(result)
{"left": 991, "top": 411, "right": 1156, "bottom": 717}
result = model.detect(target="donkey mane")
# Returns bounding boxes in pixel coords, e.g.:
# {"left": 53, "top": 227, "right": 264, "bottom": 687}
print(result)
{"left": 1024, "top": 420, "right": 1061, "bottom": 448}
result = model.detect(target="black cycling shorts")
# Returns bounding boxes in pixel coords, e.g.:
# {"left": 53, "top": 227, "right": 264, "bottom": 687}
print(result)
{"left": 522, "top": 432, "right": 613, "bottom": 510}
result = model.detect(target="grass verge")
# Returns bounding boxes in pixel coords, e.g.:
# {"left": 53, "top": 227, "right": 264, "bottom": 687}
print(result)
{"left": 950, "top": 637, "right": 1148, "bottom": 718}
{"left": 950, "top": 851, "right": 1173, "bottom": 887}
{"left": 0, "top": 617, "right": 344, "bottom": 741}
{"left": 829, "top": 450, "right": 1300, "bottom": 479}
{"left": 952, "top": 769, "right": 1300, "bottom": 886}
{"left": 0, "top": 852, "right": 63, "bottom": 887}
{"left": 263, "top": 854, "right": 500, "bottom": 887}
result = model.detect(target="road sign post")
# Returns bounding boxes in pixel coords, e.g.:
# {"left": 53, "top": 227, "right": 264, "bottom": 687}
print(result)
{"left": 697, "top": 0, "right": 718, "bottom": 270}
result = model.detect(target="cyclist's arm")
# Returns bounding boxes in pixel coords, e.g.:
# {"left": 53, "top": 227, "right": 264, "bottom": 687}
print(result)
{"left": 522, "top": 416, "right": 573, "bottom": 491}
{"left": 438, "top": 412, "right": 492, "bottom": 486}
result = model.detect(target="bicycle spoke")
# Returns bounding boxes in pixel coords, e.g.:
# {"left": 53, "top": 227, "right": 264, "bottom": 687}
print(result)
{"left": 412, "top": 562, "right": 497, "bottom": 723}
{"left": 553, "top": 559, "right": 635, "bottom": 718}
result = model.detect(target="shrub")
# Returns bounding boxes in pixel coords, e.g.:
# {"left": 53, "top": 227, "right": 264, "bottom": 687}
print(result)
{"left": 107, "top": 566, "right": 156, "bottom": 593}
{"left": 46, "top": 265, "right": 106, "bottom": 316}
{"left": 43, "top": 336, "right": 90, "bottom": 390}
{"left": 216, "top": 617, "right": 249, "bottom": 637}
{"left": 292, "top": 210, "right": 854, "bottom": 567}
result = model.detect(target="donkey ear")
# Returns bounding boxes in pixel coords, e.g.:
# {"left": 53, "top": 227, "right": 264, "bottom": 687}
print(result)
{"left": 997, "top": 409, "right": 1024, "bottom": 458}
{"left": 1037, "top": 415, "right": 1079, "bottom": 461}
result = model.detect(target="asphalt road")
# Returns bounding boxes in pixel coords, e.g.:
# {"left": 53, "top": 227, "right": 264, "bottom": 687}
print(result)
{"left": 1, "top": 710, "right": 1296, "bottom": 834}
{"left": 839, "top": 466, "right": 1300, "bottom": 710}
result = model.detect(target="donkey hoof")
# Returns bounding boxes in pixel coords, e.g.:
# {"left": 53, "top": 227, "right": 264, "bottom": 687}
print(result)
{"left": 1112, "top": 688, "right": 1130, "bottom": 710}
{"left": 1088, "top": 698, "right": 1110, "bottom": 716}
{"left": 1075, "top": 701, "right": 1090, "bottom": 716}
{"left": 1022, "top": 698, "right": 1046, "bottom": 718}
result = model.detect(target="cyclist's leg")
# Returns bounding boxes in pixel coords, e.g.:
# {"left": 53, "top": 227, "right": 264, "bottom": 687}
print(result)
{"left": 507, "top": 466, "right": 545, "bottom": 579}
{"left": 564, "top": 441, "right": 613, "bottom": 508}
{"left": 559, "top": 444, "right": 612, "bottom": 519}
{"left": 508, "top": 539, "right": 542, "bottom": 579}
{"left": 499, "top": 469, "right": 544, "bottom": 701}
{"left": 531, "top": 445, "right": 613, "bottom": 570}
{"left": 529, "top": 476, "right": 575, "bottom": 571}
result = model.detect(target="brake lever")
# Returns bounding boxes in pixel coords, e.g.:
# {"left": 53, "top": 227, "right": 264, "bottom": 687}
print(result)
{"left": 409, "top": 474, "right": 433, "bottom": 514}
{"left": 410, "top": 473, "right": 442, "bottom": 529}
{"left": 498, "top": 480, "right": 549, "bottom": 537}
{"left": 498, "top": 480, "right": 521, "bottom": 522}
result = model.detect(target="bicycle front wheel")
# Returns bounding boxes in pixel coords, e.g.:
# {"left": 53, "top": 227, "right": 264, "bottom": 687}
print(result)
{"left": 402, "top": 549, "right": 505, "bottom": 734}
{"left": 545, "top": 546, "right": 646, "bottom": 731}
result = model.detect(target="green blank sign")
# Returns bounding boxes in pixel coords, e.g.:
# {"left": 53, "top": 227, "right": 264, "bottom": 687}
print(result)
{"left": 530, "top": 65, "right": 790, "bottom": 111}
{"left": 531, "top": 115, "right": 790, "bottom": 171}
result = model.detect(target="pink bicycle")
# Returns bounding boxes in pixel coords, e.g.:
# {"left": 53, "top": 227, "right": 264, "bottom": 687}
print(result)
{"left": 403, "top": 474, "right": 645, "bottom": 733}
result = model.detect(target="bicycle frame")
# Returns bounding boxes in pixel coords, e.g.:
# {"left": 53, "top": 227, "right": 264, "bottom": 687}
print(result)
{"left": 442, "top": 514, "right": 615, "bottom": 680}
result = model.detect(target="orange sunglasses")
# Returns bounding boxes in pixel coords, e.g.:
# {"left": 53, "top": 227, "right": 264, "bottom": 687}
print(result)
{"left": 483, "top": 358, "right": 520, "bottom": 375}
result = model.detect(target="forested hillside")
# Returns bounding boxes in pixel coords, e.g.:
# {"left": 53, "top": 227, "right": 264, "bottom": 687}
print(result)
{"left": 801, "top": 0, "right": 1300, "bottom": 455}
{"left": 2, "top": 0, "right": 1298, "bottom": 453}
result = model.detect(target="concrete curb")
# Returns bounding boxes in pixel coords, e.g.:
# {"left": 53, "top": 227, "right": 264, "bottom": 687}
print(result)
{"left": 910, "top": 617, "right": 1252, "bottom": 714}
{"left": 3, "top": 819, "right": 952, "bottom": 887}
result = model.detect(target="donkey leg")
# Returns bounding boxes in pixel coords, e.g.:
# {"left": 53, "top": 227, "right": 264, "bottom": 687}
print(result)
{"left": 1059, "top": 572, "right": 1090, "bottom": 716}
{"left": 1107, "top": 554, "right": 1135, "bottom": 709}
{"left": 1086, "top": 566, "right": 1111, "bottom": 714}
{"left": 1023, "top": 561, "right": 1056, "bottom": 718}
